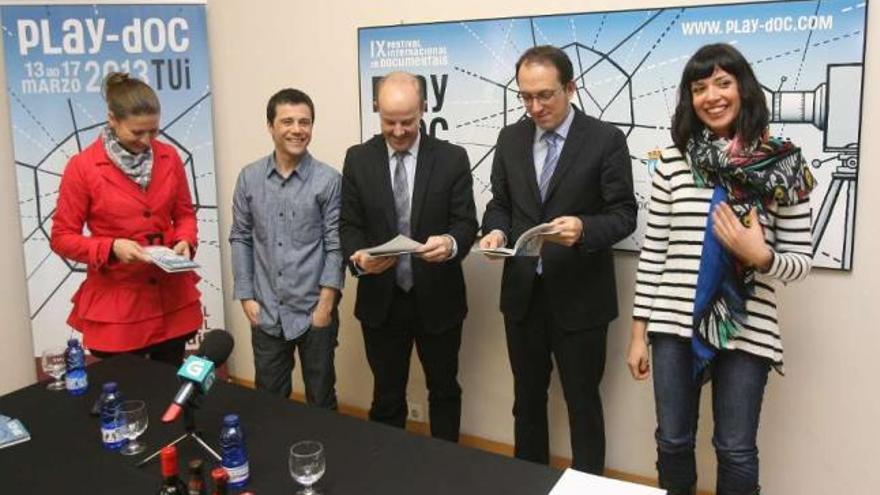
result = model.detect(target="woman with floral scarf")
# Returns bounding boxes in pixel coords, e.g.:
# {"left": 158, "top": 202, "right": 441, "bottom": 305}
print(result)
{"left": 626, "top": 44, "right": 814, "bottom": 495}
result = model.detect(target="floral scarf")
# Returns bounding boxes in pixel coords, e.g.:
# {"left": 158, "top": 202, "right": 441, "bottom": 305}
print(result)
{"left": 102, "top": 125, "right": 153, "bottom": 190}
{"left": 688, "top": 129, "right": 815, "bottom": 383}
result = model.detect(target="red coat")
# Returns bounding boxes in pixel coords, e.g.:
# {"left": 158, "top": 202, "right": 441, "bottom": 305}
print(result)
{"left": 50, "top": 136, "right": 202, "bottom": 352}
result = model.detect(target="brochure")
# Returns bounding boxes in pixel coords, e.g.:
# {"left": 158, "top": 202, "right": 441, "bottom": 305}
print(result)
{"left": 363, "top": 235, "right": 425, "bottom": 257}
{"left": 0, "top": 414, "right": 30, "bottom": 450}
{"left": 144, "top": 245, "right": 200, "bottom": 273}
{"left": 475, "top": 223, "right": 560, "bottom": 257}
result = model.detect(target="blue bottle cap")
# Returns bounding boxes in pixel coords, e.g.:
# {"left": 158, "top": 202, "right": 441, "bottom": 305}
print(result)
{"left": 102, "top": 382, "right": 118, "bottom": 392}
{"left": 223, "top": 414, "right": 240, "bottom": 426}
{"left": 67, "top": 338, "right": 79, "bottom": 347}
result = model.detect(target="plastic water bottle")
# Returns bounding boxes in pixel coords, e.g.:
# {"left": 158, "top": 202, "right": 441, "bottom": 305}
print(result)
{"left": 64, "top": 338, "right": 88, "bottom": 396}
{"left": 90, "top": 386, "right": 110, "bottom": 416}
{"left": 99, "top": 382, "right": 128, "bottom": 450}
{"left": 219, "top": 414, "right": 249, "bottom": 488}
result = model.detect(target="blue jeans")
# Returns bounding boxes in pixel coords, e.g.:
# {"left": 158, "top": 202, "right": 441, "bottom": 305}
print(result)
{"left": 651, "top": 334, "right": 770, "bottom": 495}
{"left": 251, "top": 318, "right": 338, "bottom": 409}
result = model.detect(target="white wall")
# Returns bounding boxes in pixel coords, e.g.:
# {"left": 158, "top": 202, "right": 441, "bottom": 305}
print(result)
{"left": 2, "top": 0, "right": 877, "bottom": 493}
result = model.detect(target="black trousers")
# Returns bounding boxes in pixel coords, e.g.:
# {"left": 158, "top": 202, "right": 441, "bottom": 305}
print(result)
{"left": 361, "top": 287, "right": 462, "bottom": 442}
{"left": 504, "top": 277, "right": 608, "bottom": 474}
{"left": 89, "top": 331, "right": 196, "bottom": 367}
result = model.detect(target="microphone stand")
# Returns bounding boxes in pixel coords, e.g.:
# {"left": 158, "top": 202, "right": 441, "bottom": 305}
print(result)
{"left": 137, "top": 396, "right": 221, "bottom": 467}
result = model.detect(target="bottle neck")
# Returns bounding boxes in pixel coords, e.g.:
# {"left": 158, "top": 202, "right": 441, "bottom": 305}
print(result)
{"left": 161, "top": 459, "right": 180, "bottom": 480}
{"left": 211, "top": 480, "right": 227, "bottom": 495}
{"left": 188, "top": 464, "right": 205, "bottom": 484}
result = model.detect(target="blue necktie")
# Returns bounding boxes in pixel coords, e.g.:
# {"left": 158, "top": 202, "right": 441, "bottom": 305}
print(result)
{"left": 392, "top": 151, "right": 413, "bottom": 291}
{"left": 539, "top": 131, "right": 561, "bottom": 202}
{"left": 536, "top": 132, "right": 561, "bottom": 274}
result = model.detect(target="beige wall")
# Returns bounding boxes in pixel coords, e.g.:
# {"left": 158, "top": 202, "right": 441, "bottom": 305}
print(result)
{"left": 2, "top": 0, "right": 878, "bottom": 493}
{"left": 0, "top": 16, "right": 36, "bottom": 395}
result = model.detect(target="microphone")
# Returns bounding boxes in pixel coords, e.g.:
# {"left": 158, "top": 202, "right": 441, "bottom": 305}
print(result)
{"left": 161, "top": 330, "right": 234, "bottom": 423}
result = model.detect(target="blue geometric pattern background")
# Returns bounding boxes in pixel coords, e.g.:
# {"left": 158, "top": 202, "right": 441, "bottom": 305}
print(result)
{"left": 1, "top": 4, "right": 224, "bottom": 354}
{"left": 359, "top": 0, "right": 868, "bottom": 271}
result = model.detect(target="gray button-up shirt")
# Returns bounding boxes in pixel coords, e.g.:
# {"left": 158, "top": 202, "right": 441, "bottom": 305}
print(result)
{"left": 229, "top": 152, "right": 343, "bottom": 340}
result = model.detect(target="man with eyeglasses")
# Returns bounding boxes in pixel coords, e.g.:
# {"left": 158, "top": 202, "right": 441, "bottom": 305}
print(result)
{"left": 480, "top": 45, "right": 636, "bottom": 474}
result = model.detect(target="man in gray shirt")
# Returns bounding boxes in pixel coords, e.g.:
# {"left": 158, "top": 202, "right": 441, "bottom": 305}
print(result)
{"left": 229, "top": 88, "right": 343, "bottom": 408}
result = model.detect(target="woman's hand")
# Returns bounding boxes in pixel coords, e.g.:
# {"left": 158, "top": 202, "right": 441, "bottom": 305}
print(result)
{"left": 112, "top": 239, "right": 151, "bottom": 263}
{"left": 712, "top": 203, "right": 773, "bottom": 271}
{"left": 172, "top": 240, "right": 192, "bottom": 259}
{"left": 626, "top": 320, "right": 651, "bottom": 380}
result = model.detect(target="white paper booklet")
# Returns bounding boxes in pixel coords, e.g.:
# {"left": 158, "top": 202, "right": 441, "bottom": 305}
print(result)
{"left": 475, "top": 222, "right": 560, "bottom": 257}
{"left": 0, "top": 414, "right": 30, "bottom": 450}
{"left": 549, "top": 468, "right": 666, "bottom": 495}
{"left": 144, "top": 245, "right": 200, "bottom": 273}
{"left": 363, "top": 234, "right": 425, "bottom": 257}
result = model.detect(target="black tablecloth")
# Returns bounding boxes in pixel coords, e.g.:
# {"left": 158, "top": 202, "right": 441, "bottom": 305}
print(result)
{"left": 0, "top": 355, "right": 561, "bottom": 494}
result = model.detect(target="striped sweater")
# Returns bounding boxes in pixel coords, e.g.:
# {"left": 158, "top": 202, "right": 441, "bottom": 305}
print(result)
{"left": 632, "top": 147, "right": 813, "bottom": 367}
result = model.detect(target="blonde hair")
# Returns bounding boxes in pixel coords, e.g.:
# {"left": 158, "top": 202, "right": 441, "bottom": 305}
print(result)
{"left": 102, "top": 72, "right": 160, "bottom": 119}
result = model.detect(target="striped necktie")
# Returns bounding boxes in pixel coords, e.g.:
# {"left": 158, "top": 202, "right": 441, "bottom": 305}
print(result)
{"left": 538, "top": 131, "right": 561, "bottom": 202}
{"left": 392, "top": 151, "right": 413, "bottom": 291}
{"left": 536, "top": 131, "right": 560, "bottom": 274}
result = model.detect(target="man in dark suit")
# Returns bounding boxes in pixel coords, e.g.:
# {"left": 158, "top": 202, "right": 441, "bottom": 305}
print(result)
{"left": 340, "top": 72, "right": 478, "bottom": 442}
{"left": 480, "top": 46, "right": 637, "bottom": 473}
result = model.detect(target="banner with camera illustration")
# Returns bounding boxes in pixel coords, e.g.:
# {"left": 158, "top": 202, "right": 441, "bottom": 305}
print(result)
{"left": 0, "top": 2, "right": 224, "bottom": 358}
{"left": 358, "top": 0, "right": 869, "bottom": 270}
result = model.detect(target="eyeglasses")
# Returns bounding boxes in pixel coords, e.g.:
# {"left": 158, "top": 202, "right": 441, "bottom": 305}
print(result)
{"left": 515, "top": 87, "right": 563, "bottom": 105}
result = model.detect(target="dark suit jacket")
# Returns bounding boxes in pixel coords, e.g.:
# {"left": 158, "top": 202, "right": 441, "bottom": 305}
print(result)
{"left": 482, "top": 108, "right": 637, "bottom": 331}
{"left": 340, "top": 132, "right": 478, "bottom": 333}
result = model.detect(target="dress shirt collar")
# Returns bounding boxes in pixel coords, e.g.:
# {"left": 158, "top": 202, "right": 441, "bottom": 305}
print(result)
{"left": 386, "top": 132, "right": 421, "bottom": 162}
{"left": 534, "top": 105, "right": 575, "bottom": 144}
{"left": 266, "top": 151, "right": 313, "bottom": 181}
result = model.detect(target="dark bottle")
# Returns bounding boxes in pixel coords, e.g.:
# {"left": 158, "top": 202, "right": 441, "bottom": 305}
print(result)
{"left": 158, "top": 445, "right": 189, "bottom": 494}
{"left": 187, "top": 459, "right": 207, "bottom": 495}
{"left": 210, "top": 467, "right": 229, "bottom": 495}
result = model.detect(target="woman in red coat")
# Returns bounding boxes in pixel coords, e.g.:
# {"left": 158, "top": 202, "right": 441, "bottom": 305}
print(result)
{"left": 50, "top": 72, "right": 202, "bottom": 366}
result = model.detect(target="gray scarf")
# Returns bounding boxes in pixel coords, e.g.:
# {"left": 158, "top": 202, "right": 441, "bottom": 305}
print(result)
{"left": 102, "top": 125, "right": 153, "bottom": 190}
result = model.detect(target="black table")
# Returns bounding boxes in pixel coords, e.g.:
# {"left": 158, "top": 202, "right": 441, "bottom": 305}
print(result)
{"left": 0, "top": 355, "right": 561, "bottom": 494}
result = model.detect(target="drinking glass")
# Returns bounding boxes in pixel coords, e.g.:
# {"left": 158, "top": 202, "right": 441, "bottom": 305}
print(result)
{"left": 289, "top": 440, "right": 325, "bottom": 495}
{"left": 41, "top": 347, "right": 66, "bottom": 391}
{"left": 118, "top": 400, "right": 148, "bottom": 455}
